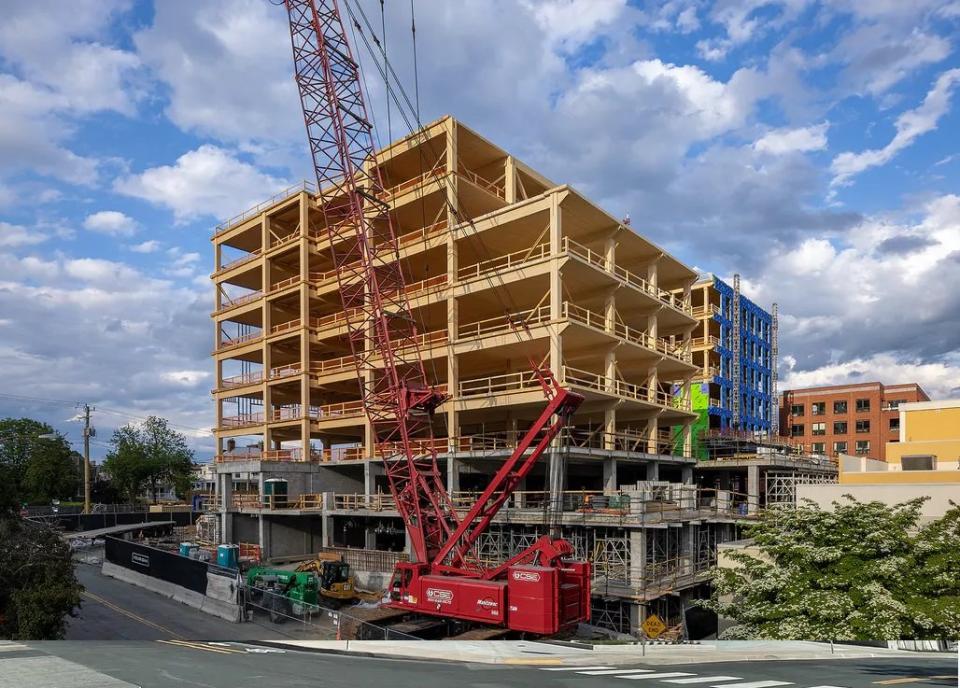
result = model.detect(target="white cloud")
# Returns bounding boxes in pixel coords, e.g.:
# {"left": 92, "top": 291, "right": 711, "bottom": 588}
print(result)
{"left": 83, "top": 210, "right": 138, "bottom": 236}
{"left": 130, "top": 240, "right": 161, "bottom": 253}
{"left": 782, "top": 353, "right": 960, "bottom": 400}
{"left": 114, "top": 144, "right": 289, "bottom": 223}
{"left": 64, "top": 257, "right": 142, "bottom": 286}
{"left": 0, "top": 222, "right": 47, "bottom": 248}
{"left": 754, "top": 123, "right": 829, "bottom": 155}
{"left": 522, "top": 0, "right": 628, "bottom": 49}
{"left": 831, "top": 69, "right": 960, "bottom": 188}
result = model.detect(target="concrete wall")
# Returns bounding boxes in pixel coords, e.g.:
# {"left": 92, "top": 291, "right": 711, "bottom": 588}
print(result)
{"left": 102, "top": 561, "right": 241, "bottom": 622}
{"left": 796, "top": 483, "right": 958, "bottom": 524}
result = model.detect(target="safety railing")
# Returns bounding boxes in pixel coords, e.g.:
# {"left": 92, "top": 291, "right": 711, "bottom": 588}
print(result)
{"left": 691, "top": 335, "right": 720, "bottom": 349}
{"left": 268, "top": 225, "right": 301, "bottom": 249}
{"left": 562, "top": 366, "right": 689, "bottom": 410}
{"left": 231, "top": 493, "right": 262, "bottom": 509}
{"left": 221, "top": 413, "right": 265, "bottom": 428}
{"left": 456, "top": 242, "right": 550, "bottom": 282}
{"left": 320, "top": 445, "right": 367, "bottom": 462}
{"left": 691, "top": 304, "right": 721, "bottom": 319}
{"left": 458, "top": 370, "right": 544, "bottom": 398}
{"left": 268, "top": 274, "right": 302, "bottom": 293}
{"left": 214, "top": 180, "right": 316, "bottom": 236}
{"left": 378, "top": 160, "right": 447, "bottom": 201}
{"left": 457, "top": 162, "right": 506, "bottom": 199}
{"left": 310, "top": 355, "right": 358, "bottom": 377}
{"left": 332, "top": 493, "right": 396, "bottom": 511}
{"left": 216, "top": 332, "right": 263, "bottom": 352}
{"left": 217, "top": 289, "right": 263, "bottom": 312}
{"left": 396, "top": 218, "right": 449, "bottom": 248}
{"left": 318, "top": 546, "right": 408, "bottom": 572}
{"left": 220, "top": 371, "right": 263, "bottom": 388}
{"left": 269, "top": 363, "right": 303, "bottom": 380}
{"left": 457, "top": 305, "right": 551, "bottom": 340}
{"left": 217, "top": 248, "right": 261, "bottom": 273}
{"left": 376, "top": 437, "right": 449, "bottom": 458}
{"left": 561, "top": 237, "right": 692, "bottom": 316}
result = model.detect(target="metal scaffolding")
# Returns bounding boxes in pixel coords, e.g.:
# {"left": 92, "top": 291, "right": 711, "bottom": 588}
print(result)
{"left": 765, "top": 471, "right": 837, "bottom": 506}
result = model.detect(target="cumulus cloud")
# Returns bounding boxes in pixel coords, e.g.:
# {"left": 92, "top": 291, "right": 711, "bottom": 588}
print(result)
{"left": 114, "top": 145, "right": 289, "bottom": 223}
{"left": 0, "top": 222, "right": 47, "bottom": 248}
{"left": 83, "top": 210, "right": 138, "bottom": 237}
{"left": 754, "top": 123, "right": 829, "bottom": 155}
{"left": 831, "top": 69, "right": 960, "bottom": 188}
{"left": 130, "top": 240, "right": 161, "bottom": 254}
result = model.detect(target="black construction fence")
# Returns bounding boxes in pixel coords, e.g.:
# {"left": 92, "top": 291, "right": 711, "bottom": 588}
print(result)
{"left": 104, "top": 535, "right": 209, "bottom": 595}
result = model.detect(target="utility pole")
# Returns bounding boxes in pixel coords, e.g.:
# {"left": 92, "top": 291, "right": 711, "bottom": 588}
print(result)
{"left": 79, "top": 403, "right": 95, "bottom": 514}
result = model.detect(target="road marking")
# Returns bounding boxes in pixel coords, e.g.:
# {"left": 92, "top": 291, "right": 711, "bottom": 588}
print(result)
{"left": 81, "top": 590, "right": 184, "bottom": 639}
{"left": 713, "top": 682, "right": 793, "bottom": 688}
{"left": 0, "top": 644, "right": 30, "bottom": 652}
{"left": 618, "top": 673, "right": 697, "bottom": 681}
{"left": 542, "top": 666, "right": 615, "bottom": 671}
{"left": 158, "top": 639, "right": 246, "bottom": 655}
{"left": 664, "top": 678, "right": 744, "bottom": 684}
{"left": 875, "top": 680, "right": 957, "bottom": 686}
{"left": 578, "top": 669, "right": 656, "bottom": 676}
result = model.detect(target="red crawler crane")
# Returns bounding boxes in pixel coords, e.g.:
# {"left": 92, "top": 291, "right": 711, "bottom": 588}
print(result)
{"left": 283, "top": 0, "right": 590, "bottom": 634}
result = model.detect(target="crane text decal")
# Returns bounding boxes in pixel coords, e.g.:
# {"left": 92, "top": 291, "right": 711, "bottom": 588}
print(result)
{"left": 512, "top": 570, "right": 541, "bottom": 582}
{"left": 426, "top": 588, "right": 454, "bottom": 604}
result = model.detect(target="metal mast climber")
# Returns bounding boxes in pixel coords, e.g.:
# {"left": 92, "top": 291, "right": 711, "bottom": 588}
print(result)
{"left": 282, "top": 0, "right": 589, "bottom": 633}
{"left": 770, "top": 302, "right": 779, "bottom": 438}
{"left": 731, "top": 273, "right": 741, "bottom": 429}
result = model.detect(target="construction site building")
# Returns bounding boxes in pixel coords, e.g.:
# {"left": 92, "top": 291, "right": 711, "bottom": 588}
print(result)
{"left": 780, "top": 382, "right": 929, "bottom": 460}
{"left": 208, "top": 116, "right": 746, "bottom": 636}
{"left": 677, "top": 274, "right": 775, "bottom": 459}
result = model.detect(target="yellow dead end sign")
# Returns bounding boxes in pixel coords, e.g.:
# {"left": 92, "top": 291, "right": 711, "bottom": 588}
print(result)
{"left": 641, "top": 614, "right": 666, "bottom": 639}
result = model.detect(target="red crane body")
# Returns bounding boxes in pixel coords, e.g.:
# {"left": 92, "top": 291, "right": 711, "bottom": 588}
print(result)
{"left": 283, "top": 0, "right": 590, "bottom": 634}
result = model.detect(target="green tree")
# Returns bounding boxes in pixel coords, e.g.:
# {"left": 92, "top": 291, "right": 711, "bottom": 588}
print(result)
{"left": 0, "top": 518, "right": 82, "bottom": 639}
{"left": 702, "top": 496, "right": 960, "bottom": 640}
{"left": 0, "top": 418, "right": 76, "bottom": 509}
{"left": 102, "top": 416, "right": 194, "bottom": 503}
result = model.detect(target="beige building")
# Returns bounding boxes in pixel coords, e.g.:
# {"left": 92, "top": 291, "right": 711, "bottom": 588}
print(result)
{"left": 797, "top": 398, "right": 960, "bottom": 523}
{"left": 207, "top": 116, "right": 747, "bottom": 635}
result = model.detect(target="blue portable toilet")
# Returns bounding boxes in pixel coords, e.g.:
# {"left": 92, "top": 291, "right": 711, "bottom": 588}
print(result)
{"left": 217, "top": 544, "right": 239, "bottom": 568}
{"left": 180, "top": 542, "right": 200, "bottom": 558}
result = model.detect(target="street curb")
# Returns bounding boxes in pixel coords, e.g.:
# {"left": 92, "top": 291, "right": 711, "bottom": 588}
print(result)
{"left": 244, "top": 640, "right": 464, "bottom": 664}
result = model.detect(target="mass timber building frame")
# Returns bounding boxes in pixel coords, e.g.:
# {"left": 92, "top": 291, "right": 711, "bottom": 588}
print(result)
{"left": 212, "top": 116, "right": 699, "bottom": 465}
{"left": 209, "top": 116, "right": 742, "bottom": 636}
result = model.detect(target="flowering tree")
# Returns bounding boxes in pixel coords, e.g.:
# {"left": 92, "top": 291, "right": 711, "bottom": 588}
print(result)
{"left": 702, "top": 496, "right": 960, "bottom": 640}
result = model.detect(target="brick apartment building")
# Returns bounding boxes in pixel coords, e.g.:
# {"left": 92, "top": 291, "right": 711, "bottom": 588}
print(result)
{"left": 780, "top": 382, "right": 929, "bottom": 460}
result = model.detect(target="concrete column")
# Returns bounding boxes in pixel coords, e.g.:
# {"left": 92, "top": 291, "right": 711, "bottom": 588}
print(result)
{"left": 604, "top": 407, "right": 617, "bottom": 451}
{"left": 548, "top": 449, "right": 566, "bottom": 513}
{"left": 321, "top": 513, "right": 334, "bottom": 547}
{"left": 365, "top": 527, "right": 378, "bottom": 551}
{"left": 747, "top": 465, "right": 760, "bottom": 515}
{"left": 364, "top": 461, "right": 384, "bottom": 497}
{"left": 505, "top": 155, "right": 517, "bottom": 203}
{"left": 603, "top": 458, "right": 618, "bottom": 492}
{"left": 446, "top": 456, "right": 461, "bottom": 494}
{"left": 645, "top": 461, "right": 659, "bottom": 482}
{"left": 681, "top": 465, "right": 693, "bottom": 485}
{"left": 515, "top": 475, "right": 527, "bottom": 508}
{"left": 446, "top": 292, "right": 458, "bottom": 441}
{"left": 629, "top": 529, "right": 646, "bottom": 590}
{"left": 220, "top": 472, "right": 234, "bottom": 544}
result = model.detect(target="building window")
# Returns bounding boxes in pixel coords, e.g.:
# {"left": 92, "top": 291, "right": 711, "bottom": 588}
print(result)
{"left": 855, "top": 440, "right": 870, "bottom": 455}
{"left": 811, "top": 402, "right": 826, "bottom": 416}
{"left": 834, "top": 421, "right": 848, "bottom": 434}
{"left": 856, "top": 419, "right": 870, "bottom": 433}
{"left": 791, "top": 424, "right": 804, "bottom": 437}
{"left": 888, "top": 400, "right": 902, "bottom": 409}
{"left": 834, "top": 441, "right": 847, "bottom": 454}
{"left": 834, "top": 400, "right": 847, "bottom": 414}
{"left": 812, "top": 442, "right": 825, "bottom": 454}
{"left": 856, "top": 398, "right": 870, "bottom": 412}
{"left": 812, "top": 422, "right": 826, "bottom": 436}
{"left": 889, "top": 417, "right": 900, "bottom": 430}
{"left": 790, "top": 404, "right": 804, "bottom": 416}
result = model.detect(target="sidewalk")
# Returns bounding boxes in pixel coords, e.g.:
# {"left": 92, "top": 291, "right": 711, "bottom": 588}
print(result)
{"left": 267, "top": 639, "right": 954, "bottom": 666}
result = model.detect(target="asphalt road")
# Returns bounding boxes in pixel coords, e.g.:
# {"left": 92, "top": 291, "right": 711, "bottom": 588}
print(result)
{"left": 67, "top": 562, "right": 334, "bottom": 641}
{"left": 2, "top": 641, "right": 956, "bottom": 688}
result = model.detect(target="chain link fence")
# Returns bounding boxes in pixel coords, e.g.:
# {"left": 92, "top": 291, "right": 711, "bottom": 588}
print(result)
{"left": 243, "top": 585, "right": 421, "bottom": 640}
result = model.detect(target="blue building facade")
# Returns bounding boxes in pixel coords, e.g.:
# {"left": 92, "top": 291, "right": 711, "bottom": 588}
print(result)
{"left": 712, "top": 277, "right": 773, "bottom": 432}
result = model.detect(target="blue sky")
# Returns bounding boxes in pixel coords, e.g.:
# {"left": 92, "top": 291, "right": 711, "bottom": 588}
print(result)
{"left": 1, "top": 0, "right": 958, "bottom": 460}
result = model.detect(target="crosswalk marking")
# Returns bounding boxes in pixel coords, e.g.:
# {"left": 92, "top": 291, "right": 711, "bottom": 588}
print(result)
{"left": 663, "top": 677, "right": 743, "bottom": 684}
{"left": 578, "top": 669, "right": 656, "bottom": 676}
{"left": 541, "top": 666, "right": 615, "bottom": 671}
{"left": 618, "top": 673, "right": 697, "bottom": 681}
{"left": 806, "top": 686, "right": 848, "bottom": 688}
{"left": 714, "top": 682, "right": 793, "bottom": 688}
